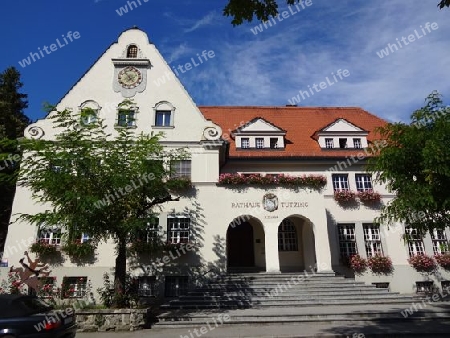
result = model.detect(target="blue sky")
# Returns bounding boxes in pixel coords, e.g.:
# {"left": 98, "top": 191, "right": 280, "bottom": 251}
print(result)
{"left": 1, "top": 0, "right": 449, "bottom": 123}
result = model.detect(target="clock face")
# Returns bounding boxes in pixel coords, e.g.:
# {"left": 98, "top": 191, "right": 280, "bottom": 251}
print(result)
{"left": 118, "top": 67, "right": 142, "bottom": 89}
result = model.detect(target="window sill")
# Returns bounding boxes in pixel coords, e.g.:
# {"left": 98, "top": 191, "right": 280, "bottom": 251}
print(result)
{"left": 152, "top": 125, "right": 175, "bottom": 129}
{"left": 114, "top": 125, "right": 137, "bottom": 129}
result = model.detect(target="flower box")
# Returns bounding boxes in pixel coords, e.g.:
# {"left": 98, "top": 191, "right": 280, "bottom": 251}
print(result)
{"left": 367, "top": 254, "right": 393, "bottom": 274}
{"left": 334, "top": 190, "right": 356, "bottom": 203}
{"left": 217, "top": 173, "right": 327, "bottom": 189}
{"left": 349, "top": 254, "right": 367, "bottom": 274}
{"left": 128, "top": 240, "right": 161, "bottom": 254}
{"left": 166, "top": 176, "right": 192, "bottom": 191}
{"left": 435, "top": 253, "right": 450, "bottom": 270}
{"left": 30, "top": 240, "right": 60, "bottom": 257}
{"left": 408, "top": 254, "right": 437, "bottom": 273}
{"left": 357, "top": 190, "right": 381, "bottom": 204}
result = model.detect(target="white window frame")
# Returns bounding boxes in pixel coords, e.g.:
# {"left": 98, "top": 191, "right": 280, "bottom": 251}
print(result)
{"left": 171, "top": 160, "right": 191, "bottom": 179}
{"left": 278, "top": 219, "right": 298, "bottom": 251}
{"left": 38, "top": 227, "right": 62, "bottom": 246}
{"left": 256, "top": 138, "right": 265, "bottom": 149}
{"left": 353, "top": 138, "right": 362, "bottom": 148}
{"left": 338, "top": 224, "right": 357, "bottom": 258}
{"left": 138, "top": 276, "right": 156, "bottom": 297}
{"left": 155, "top": 110, "right": 171, "bottom": 127}
{"left": 117, "top": 108, "right": 136, "bottom": 127}
{"left": 405, "top": 226, "right": 425, "bottom": 257}
{"left": 355, "top": 174, "right": 373, "bottom": 192}
{"left": 167, "top": 217, "right": 190, "bottom": 244}
{"left": 270, "top": 138, "right": 278, "bottom": 149}
{"left": 63, "top": 276, "right": 87, "bottom": 298}
{"left": 332, "top": 174, "right": 349, "bottom": 191}
{"left": 363, "top": 223, "right": 383, "bottom": 257}
{"left": 241, "top": 138, "right": 250, "bottom": 149}
{"left": 431, "top": 229, "right": 449, "bottom": 255}
{"left": 325, "top": 138, "right": 334, "bottom": 149}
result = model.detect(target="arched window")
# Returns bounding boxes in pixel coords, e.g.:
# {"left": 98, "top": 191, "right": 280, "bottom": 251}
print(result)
{"left": 153, "top": 101, "right": 175, "bottom": 127}
{"left": 79, "top": 100, "right": 100, "bottom": 125}
{"left": 278, "top": 219, "right": 298, "bottom": 251}
{"left": 127, "top": 45, "right": 138, "bottom": 58}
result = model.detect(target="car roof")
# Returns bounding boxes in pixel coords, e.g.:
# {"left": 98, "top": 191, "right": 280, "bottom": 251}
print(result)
{"left": 0, "top": 294, "right": 47, "bottom": 318}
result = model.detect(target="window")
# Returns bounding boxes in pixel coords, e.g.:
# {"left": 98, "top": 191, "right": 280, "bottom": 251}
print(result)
{"left": 332, "top": 174, "right": 349, "bottom": 191}
{"left": 405, "top": 226, "right": 425, "bottom": 257}
{"left": 117, "top": 109, "right": 136, "bottom": 127}
{"left": 127, "top": 44, "right": 138, "bottom": 58}
{"left": 165, "top": 276, "right": 188, "bottom": 297}
{"left": 38, "top": 227, "right": 62, "bottom": 246}
{"left": 339, "top": 138, "right": 347, "bottom": 148}
{"left": 338, "top": 224, "right": 357, "bottom": 258}
{"left": 431, "top": 229, "right": 449, "bottom": 255}
{"left": 416, "top": 281, "right": 434, "bottom": 293}
{"left": 135, "top": 217, "right": 159, "bottom": 243}
{"left": 270, "top": 138, "right": 278, "bottom": 149}
{"left": 363, "top": 223, "right": 382, "bottom": 257}
{"left": 353, "top": 138, "right": 362, "bottom": 148}
{"left": 256, "top": 138, "right": 265, "bottom": 149}
{"left": 355, "top": 174, "right": 373, "bottom": 192}
{"left": 29, "top": 277, "right": 55, "bottom": 297}
{"left": 278, "top": 219, "right": 298, "bottom": 251}
{"left": 138, "top": 276, "right": 156, "bottom": 297}
{"left": 62, "top": 277, "right": 87, "bottom": 298}
{"left": 155, "top": 110, "right": 171, "bottom": 127}
{"left": 171, "top": 160, "right": 191, "bottom": 179}
{"left": 167, "top": 217, "right": 190, "bottom": 244}
{"left": 325, "top": 138, "right": 334, "bottom": 149}
{"left": 81, "top": 233, "right": 90, "bottom": 243}
{"left": 441, "top": 281, "right": 450, "bottom": 292}
{"left": 241, "top": 138, "right": 250, "bottom": 149}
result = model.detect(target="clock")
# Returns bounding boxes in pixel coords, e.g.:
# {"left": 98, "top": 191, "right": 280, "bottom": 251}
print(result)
{"left": 118, "top": 66, "right": 142, "bottom": 89}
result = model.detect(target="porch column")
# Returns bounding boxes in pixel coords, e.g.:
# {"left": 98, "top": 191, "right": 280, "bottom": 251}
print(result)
{"left": 313, "top": 221, "right": 334, "bottom": 273}
{"left": 264, "top": 222, "right": 280, "bottom": 272}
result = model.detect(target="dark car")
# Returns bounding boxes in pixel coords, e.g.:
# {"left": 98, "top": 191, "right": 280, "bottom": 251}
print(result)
{"left": 0, "top": 294, "right": 77, "bottom": 338}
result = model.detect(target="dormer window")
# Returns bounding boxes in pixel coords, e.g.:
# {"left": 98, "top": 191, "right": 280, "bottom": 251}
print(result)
{"left": 270, "top": 138, "right": 278, "bottom": 149}
{"left": 241, "top": 138, "right": 250, "bottom": 149}
{"left": 256, "top": 138, "right": 265, "bottom": 149}
{"left": 317, "top": 118, "right": 369, "bottom": 150}
{"left": 127, "top": 45, "right": 138, "bottom": 58}
{"left": 325, "top": 138, "right": 334, "bottom": 149}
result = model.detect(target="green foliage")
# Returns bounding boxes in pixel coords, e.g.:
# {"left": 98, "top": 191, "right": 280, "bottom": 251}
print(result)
{"left": 17, "top": 102, "right": 188, "bottom": 306}
{"left": 224, "top": 1, "right": 450, "bottom": 26}
{"left": 30, "top": 240, "right": 59, "bottom": 257}
{"left": 61, "top": 240, "right": 95, "bottom": 260}
{"left": 97, "top": 273, "right": 138, "bottom": 308}
{"left": 368, "top": 91, "right": 450, "bottom": 233}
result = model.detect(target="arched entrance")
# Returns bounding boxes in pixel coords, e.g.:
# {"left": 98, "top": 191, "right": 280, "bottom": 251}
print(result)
{"left": 227, "top": 216, "right": 265, "bottom": 271}
{"left": 278, "top": 216, "right": 316, "bottom": 272}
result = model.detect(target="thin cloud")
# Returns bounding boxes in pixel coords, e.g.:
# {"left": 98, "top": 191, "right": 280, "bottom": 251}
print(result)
{"left": 184, "top": 12, "right": 217, "bottom": 33}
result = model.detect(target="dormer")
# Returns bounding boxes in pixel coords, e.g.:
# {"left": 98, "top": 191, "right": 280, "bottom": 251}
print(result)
{"left": 232, "top": 118, "right": 286, "bottom": 150}
{"left": 316, "top": 118, "right": 368, "bottom": 149}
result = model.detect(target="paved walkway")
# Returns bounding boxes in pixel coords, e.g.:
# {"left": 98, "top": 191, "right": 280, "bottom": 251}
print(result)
{"left": 77, "top": 303, "right": 450, "bottom": 337}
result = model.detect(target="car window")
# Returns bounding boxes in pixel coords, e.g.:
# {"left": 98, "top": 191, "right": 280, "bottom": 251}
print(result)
{"left": 15, "top": 297, "right": 51, "bottom": 315}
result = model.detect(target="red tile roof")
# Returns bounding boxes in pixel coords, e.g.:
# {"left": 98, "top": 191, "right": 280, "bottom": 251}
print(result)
{"left": 199, "top": 106, "right": 386, "bottom": 158}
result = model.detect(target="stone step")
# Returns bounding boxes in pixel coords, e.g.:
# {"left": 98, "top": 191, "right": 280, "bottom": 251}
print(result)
{"left": 203, "top": 280, "right": 368, "bottom": 287}
{"left": 155, "top": 309, "right": 450, "bottom": 328}
{"left": 161, "top": 297, "right": 420, "bottom": 310}
{"left": 187, "top": 288, "right": 391, "bottom": 296}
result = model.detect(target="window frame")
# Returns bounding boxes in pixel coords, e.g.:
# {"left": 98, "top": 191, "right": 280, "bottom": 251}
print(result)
{"left": 167, "top": 217, "right": 190, "bottom": 244}
{"left": 339, "top": 138, "right": 347, "bottom": 148}
{"left": 138, "top": 276, "right": 156, "bottom": 297}
{"left": 127, "top": 44, "right": 138, "bottom": 58}
{"left": 170, "top": 160, "right": 191, "bottom": 179}
{"left": 332, "top": 174, "right": 350, "bottom": 191}
{"left": 155, "top": 110, "right": 172, "bottom": 127}
{"left": 164, "top": 276, "right": 189, "bottom": 297}
{"left": 241, "top": 138, "right": 250, "bottom": 149}
{"left": 405, "top": 226, "right": 425, "bottom": 257}
{"left": 325, "top": 138, "right": 334, "bottom": 149}
{"left": 355, "top": 174, "right": 373, "bottom": 192}
{"left": 353, "top": 138, "right": 362, "bottom": 149}
{"left": 431, "top": 229, "right": 449, "bottom": 255}
{"left": 278, "top": 219, "right": 298, "bottom": 251}
{"left": 62, "top": 276, "right": 87, "bottom": 299}
{"left": 117, "top": 108, "right": 136, "bottom": 128}
{"left": 38, "top": 227, "right": 62, "bottom": 246}
{"left": 363, "top": 223, "right": 383, "bottom": 257}
{"left": 338, "top": 224, "right": 357, "bottom": 258}
{"left": 255, "top": 138, "right": 265, "bottom": 149}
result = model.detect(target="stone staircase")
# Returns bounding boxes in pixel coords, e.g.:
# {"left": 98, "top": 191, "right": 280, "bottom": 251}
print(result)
{"left": 160, "top": 272, "right": 420, "bottom": 310}
{"left": 154, "top": 272, "right": 438, "bottom": 329}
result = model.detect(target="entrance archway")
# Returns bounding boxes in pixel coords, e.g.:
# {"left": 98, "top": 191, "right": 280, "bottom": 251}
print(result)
{"left": 277, "top": 215, "right": 316, "bottom": 272}
{"left": 227, "top": 216, "right": 265, "bottom": 271}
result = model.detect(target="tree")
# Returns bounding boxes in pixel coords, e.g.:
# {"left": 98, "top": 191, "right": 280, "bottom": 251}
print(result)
{"left": 0, "top": 67, "right": 30, "bottom": 253}
{"left": 18, "top": 101, "right": 190, "bottom": 306}
{"left": 368, "top": 91, "right": 450, "bottom": 233}
{"left": 223, "top": 0, "right": 450, "bottom": 25}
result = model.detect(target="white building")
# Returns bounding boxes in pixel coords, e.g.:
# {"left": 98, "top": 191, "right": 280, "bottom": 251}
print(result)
{"left": 2, "top": 28, "right": 450, "bottom": 299}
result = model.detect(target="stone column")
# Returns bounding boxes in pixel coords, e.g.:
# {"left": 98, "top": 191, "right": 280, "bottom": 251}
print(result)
{"left": 264, "top": 221, "right": 280, "bottom": 273}
{"left": 313, "top": 219, "right": 334, "bottom": 273}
